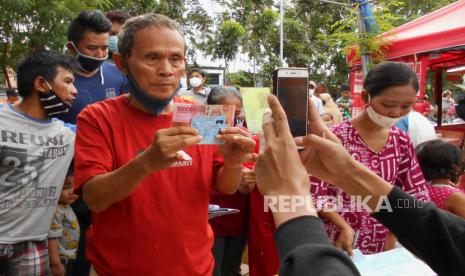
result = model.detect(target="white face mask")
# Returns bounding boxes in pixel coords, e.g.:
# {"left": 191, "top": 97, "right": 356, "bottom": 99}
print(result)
{"left": 366, "top": 106, "right": 402, "bottom": 128}
{"left": 189, "top": 77, "right": 202, "bottom": 88}
{"left": 309, "top": 89, "right": 315, "bottom": 96}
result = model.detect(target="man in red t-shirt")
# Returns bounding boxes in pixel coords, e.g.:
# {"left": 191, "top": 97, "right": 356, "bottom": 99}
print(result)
{"left": 74, "top": 14, "right": 255, "bottom": 276}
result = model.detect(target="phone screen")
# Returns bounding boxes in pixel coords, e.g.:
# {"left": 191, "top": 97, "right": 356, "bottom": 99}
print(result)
{"left": 276, "top": 75, "right": 308, "bottom": 137}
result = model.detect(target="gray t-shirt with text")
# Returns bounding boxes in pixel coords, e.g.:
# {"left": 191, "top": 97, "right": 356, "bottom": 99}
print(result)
{"left": 0, "top": 104, "right": 75, "bottom": 243}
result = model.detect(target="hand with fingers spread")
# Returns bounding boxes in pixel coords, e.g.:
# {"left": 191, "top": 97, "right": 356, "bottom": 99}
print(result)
{"left": 142, "top": 126, "right": 203, "bottom": 171}
{"left": 216, "top": 127, "right": 256, "bottom": 168}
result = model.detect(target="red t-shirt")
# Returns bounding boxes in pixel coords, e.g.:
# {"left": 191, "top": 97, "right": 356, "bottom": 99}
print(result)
{"left": 74, "top": 95, "right": 222, "bottom": 275}
{"left": 247, "top": 135, "right": 280, "bottom": 276}
{"left": 412, "top": 101, "right": 431, "bottom": 115}
{"left": 209, "top": 135, "right": 259, "bottom": 237}
{"left": 248, "top": 187, "right": 280, "bottom": 276}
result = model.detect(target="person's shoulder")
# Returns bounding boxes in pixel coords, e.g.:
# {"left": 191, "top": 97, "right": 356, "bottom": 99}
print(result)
{"left": 391, "top": 124, "right": 414, "bottom": 147}
{"left": 49, "top": 118, "right": 77, "bottom": 136}
{"left": 329, "top": 120, "right": 351, "bottom": 141}
{"left": 102, "top": 63, "right": 125, "bottom": 79}
{"left": 79, "top": 95, "right": 127, "bottom": 119}
{"left": 177, "top": 89, "right": 194, "bottom": 97}
{"left": 102, "top": 62, "right": 120, "bottom": 73}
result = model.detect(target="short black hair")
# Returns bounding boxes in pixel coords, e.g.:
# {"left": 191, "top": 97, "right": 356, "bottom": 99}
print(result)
{"left": 364, "top": 61, "right": 419, "bottom": 98}
{"left": 118, "top": 13, "right": 185, "bottom": 60}
{"left": 16, "top": 50, "right": 78, "bottom": 98}
{"left": 340, "top": 83, "right": 350, "bottom": 92}
{"left": 416, "top": 140, "right": 464, "bottom": 182}
{"left": 189, "top": 68, "right": 206, "bottom": 78}
{"left": 68, "top": 10, "right": 112, "bottom": 45}
{"left": 106, "top": 10, "right": 131, "bottom": 25}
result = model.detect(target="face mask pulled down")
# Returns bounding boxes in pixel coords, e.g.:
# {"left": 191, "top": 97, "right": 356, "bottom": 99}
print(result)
{"left": 124, "top": 74, "right": 178, "bottom": 116}
{"left": 39, "top": 83, "right": 70, "bottom": 117}
{"left": 68, "top": 41, "right": 107, "bottom": 73}
{"left": 366, "top": 106, "right": 402, "bottom": 128}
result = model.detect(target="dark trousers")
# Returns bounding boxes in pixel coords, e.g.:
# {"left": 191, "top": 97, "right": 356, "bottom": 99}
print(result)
{"left": 212, "top": 235, "right": 247, "bottom": 276}
{"left": 71, "top": 197, "right": 92, "bottom": 276}
{"left": 61, "top": 258, "right": 75, "bottom": 276}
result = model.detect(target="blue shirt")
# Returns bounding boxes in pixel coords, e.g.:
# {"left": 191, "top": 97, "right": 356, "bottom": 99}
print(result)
{"left": 396, "top": 116, "right": 409, "bottom": 132}
{"left": 57, "top": 63, "right": 126, "bottom": 124}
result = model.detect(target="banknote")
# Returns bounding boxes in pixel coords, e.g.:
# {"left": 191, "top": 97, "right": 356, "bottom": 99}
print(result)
{"left": 172, "top": 103, "right": 235, "bottom": 127}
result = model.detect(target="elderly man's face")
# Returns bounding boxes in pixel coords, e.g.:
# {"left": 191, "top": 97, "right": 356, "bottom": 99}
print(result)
{"left": 125, "top": 26, "right": 185, "bottom": 100}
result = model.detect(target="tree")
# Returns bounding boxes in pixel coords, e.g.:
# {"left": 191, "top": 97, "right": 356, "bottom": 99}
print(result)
{"left": 108, "top": 0, "right": 213, "bottom": 64}
{"left": 227, "top": 70, "right": 254, "bottom": 87}
{"left": 214, "top": 0, "right": 279, "bottom": 86}
{"left": 380, "top": 0, "right": 457, "bottom": 24}
{"left": 206, "top": 19, "right": 246, "bottom": 84}
{"left": 0, "top": 0, "right": 111, "bottom": 75}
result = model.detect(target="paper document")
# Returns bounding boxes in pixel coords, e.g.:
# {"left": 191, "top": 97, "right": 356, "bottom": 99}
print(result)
{"left": 208, "top": 204, "right": 240, "bottom": 219}
{"left": 240, "top": 87, "right": 271, "bottom": 134}
{"left": 351, "top": 248, "right": 436, "bottom": 276}
{"left": 191, "top": 115, "right": 227, "bottom": 144}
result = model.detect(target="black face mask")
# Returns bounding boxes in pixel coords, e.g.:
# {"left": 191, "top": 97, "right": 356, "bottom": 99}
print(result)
{"left": 39, "top": 84, "right": 70, "bottom": 117}
{"left": 69, "top": 42, "right": 107, "bottom": 73}
{"left": 124, "top": 73, "right": 179, "bottom": 116}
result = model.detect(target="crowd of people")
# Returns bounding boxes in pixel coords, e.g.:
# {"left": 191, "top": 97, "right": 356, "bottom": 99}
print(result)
{"left": 1, "top": 9, "right": 465, "bottom": 276}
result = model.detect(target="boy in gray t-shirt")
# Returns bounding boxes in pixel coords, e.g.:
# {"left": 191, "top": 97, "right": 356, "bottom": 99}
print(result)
{"left": 0, "top": 50, "right": 77, "bottom": 275}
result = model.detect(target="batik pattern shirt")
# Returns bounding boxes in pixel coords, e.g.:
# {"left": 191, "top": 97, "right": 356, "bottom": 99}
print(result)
{"left": 312, "top": 120, "right": 430, "bottom": 254}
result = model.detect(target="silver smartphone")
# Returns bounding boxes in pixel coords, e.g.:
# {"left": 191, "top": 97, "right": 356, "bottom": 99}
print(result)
{"left": 273, "top": 68, "right": 309, "bottom": 137}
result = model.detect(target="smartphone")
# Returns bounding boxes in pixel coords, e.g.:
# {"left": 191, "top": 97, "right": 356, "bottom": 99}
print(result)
{"left": 272, "top": 68, "right": 309, "bottom": 137}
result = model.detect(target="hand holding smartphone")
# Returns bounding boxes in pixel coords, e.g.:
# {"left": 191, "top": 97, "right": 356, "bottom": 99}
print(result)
{"left": 272, "top": 68, "right": 309, "bottom": 137}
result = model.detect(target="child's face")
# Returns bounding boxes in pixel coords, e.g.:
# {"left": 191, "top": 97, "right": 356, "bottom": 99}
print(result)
{"left": 342, "top": 90, "right": 351, "bottom": 99}
{"left": 221, "top": 95, "right": 243, "bottom": 119}
{"left": 59, "top": 176, "right": 78, "bottom": 205}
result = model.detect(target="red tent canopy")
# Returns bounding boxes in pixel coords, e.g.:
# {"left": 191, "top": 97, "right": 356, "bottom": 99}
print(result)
{"left": 348, "top": 0, "right": 465, "bottom": 67}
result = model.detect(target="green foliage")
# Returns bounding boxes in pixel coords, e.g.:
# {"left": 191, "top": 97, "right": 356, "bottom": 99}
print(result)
{"left": 227, "top": 70, "right": 254, "bottom": 87}
{"left": 0, "top": 0, "right": 459, "bottom": 88}
{"left": 326, "top": 1, "right": 403, "bottom": 65}
{"left": 207, "top": 19, "right": 246, "bottom": 73}
{"left": 0, "top": 0, "right": 111, "bottom": 71}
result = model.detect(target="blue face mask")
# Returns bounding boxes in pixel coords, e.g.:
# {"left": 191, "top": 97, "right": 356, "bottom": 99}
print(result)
{"left": 124, "top": 74, "right": 178, "bottom": 116}
{"left": 108, "top": 35, "right": 118, "bottom": 53}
